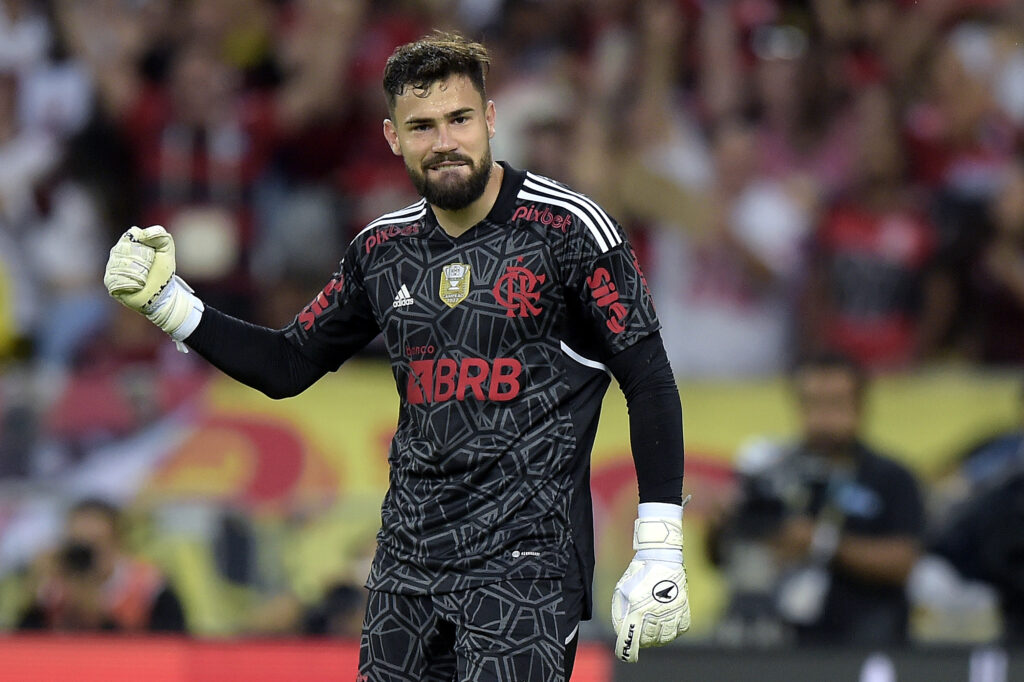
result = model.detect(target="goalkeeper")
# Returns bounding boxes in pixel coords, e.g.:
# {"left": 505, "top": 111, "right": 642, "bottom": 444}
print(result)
{"left": 105, "top": 32, "right": 688, "bottom": 679}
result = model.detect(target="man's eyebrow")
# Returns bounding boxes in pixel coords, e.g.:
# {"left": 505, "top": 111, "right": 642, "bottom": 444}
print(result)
{"left": 402, "top": 108, "right": 476, "bottom": 126}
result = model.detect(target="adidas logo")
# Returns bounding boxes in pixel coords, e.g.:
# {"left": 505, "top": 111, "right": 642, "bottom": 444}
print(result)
{"left": 392, "top": 284, "right": 415, "bottom": 308}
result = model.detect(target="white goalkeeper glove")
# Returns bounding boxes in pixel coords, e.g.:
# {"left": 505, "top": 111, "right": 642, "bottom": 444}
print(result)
{"left": 612, "top": 499, "right": 691, "bottom": 663}
{"left": 103, "top": 225, "right": 204, "bottom": 350}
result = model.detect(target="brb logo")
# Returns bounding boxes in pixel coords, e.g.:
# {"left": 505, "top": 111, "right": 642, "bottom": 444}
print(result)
{"left": 586, "top": 267, "right": 628, "bottom": 333}
{"left": 406, "top": 358, "right": 522, "bottom": 404}
{"left": 511, "top": 204, "right": 573, "bottom": 232}
{"left": 364, "top": 223, "right": 419, "bottom": 254}
{"left": 492, "top": 259, "right": 546, "bottom": 318}
{"left": 299, "top": 276, "right": 345, "bottom": 331}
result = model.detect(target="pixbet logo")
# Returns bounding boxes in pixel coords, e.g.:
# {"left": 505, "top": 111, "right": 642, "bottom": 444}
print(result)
{"left": 511, "top": 204, "right": 573, "bottom": 231}
{"left": 298, "top": 276, "right": 345, "bottom": 331}
{"left": 586, "top": 267, "right": 628, "bottom": 333}
{"left": 492, "top": 260, "right": 545, "bottom": 318}
{"left": 406, "top": 358, "right": 522, "bottom": 404}
{"left": 364, "top": 223, "right": 419, "bottom": 254}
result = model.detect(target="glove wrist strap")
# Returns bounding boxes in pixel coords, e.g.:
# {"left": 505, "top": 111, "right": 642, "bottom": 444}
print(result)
{"left": 635, "top": 547, "right": 683, "bottom": 563}
{"left": 634, "top": 495, "right": 689, "bottom": 552}
{"left": 144, "top": 275, "right": 204, "bottom": 350}
{"left": 169, "top": 283, "right": 204, "bottom": 341}
{"left": 633, "top": 517, "right": 684, "bottom": 551}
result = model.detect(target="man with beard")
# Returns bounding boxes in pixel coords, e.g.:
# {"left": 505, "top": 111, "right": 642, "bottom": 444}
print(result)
{"left": 711, "top": 353, "right": 924, "bottom": 644}
{"left": 103, "top": 32, "right": 689, "bottom": 679}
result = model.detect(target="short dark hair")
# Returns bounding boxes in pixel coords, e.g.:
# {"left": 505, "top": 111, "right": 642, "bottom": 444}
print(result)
{"left": 383, "top": 31, "right": 490, "bottom": 115}
{"left": 69, "top": 498, "right": 123, "bottom": 536}
{"left": 792, "top": 351, "right": 867, "bottom": 399}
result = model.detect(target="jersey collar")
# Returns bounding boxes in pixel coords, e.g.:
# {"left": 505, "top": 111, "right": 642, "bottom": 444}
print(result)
{"left": 487, "top": 161, "right": 527, "bottom": 224}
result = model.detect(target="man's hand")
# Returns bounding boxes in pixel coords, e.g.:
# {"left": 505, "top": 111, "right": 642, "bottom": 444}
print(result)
{"left": 104, "top": 225, "right": 173, "bottom": 305}
{"left": 104, "top": 225, "right": 204, "bottom": 343}
{"left": 612, "top": 502, "right": 690, "bottom": 663}
{"left": 772, "top": 515, "right": 815, "bottom": 562}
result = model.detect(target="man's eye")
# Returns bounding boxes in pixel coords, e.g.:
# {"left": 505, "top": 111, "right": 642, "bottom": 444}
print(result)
{"left": 452, "top": 116, "right": 468, "bottom": 125}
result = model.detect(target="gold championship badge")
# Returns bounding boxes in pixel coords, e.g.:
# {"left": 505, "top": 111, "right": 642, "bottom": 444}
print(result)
{"left": 439, "top": 262, "right": 471, "bottom": 308}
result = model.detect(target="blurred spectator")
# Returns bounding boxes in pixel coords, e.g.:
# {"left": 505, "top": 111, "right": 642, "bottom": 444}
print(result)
{"left": 21, "top": 160, "right": 110, "bottom": 369}
{"left": 601, "top": 1, "right": 808, "bottom": 377}
{"left": 930, "top": 385, "right": 1024, "bottom": 643}
{"left": 57, "top": 0, "right": 365, "bottom": 318}
{"left": 0, "top": 0, "right": 50, "bottom": 75}
{"left": 650, "top": 117, "right": 811, "bottom": 377}
{"left": 709, "top": 353, "right": 924, "bottom": 645}
{"left": 749, "top": 24, "right": 860, "bottom": 199}
{"left": 906, "top": 23, "right": 1019, "bottom": 200}
{"left": 17, "top": 498, "right": 185, "bottom": 632}
{"left": 801, "top": 88, "right": 952, "bottom": 369}
{"left": 904, "top": 22, "right": 1020, "bottom": 348}
{"left": 965, "top": 160, "right": 1024, "bottom": 365}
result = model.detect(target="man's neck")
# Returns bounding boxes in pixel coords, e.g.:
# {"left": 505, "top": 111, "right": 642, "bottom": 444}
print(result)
{"left": 432, "top": 163, "right": 504, "bottom": 238}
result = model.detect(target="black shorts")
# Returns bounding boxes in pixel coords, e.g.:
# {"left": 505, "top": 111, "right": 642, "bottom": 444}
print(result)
{"left": 357, "top": 561, "right": 585, "bottom": 682}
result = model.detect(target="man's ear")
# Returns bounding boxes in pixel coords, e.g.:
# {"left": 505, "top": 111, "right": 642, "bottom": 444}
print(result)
{"left": 486, "top": 100, "right": 496, "bottom": 139}
{"left": 383, "top": 119, "right": 402, "bottom": 156}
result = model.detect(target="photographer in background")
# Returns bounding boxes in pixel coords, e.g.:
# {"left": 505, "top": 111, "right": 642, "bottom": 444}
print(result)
{"left": 709, "top": 353, "right": 924, "bottom": 644}
{"left": 17, "top": 499, "right": 184, "bottom": 633}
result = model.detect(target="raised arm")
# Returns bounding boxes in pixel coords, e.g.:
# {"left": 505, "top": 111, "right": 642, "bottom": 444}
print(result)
{"left": 103, "top": 225, "right": 378, "bottom": 398}
{"left": 184, "top": 308, "right": 328, "bottom": 400}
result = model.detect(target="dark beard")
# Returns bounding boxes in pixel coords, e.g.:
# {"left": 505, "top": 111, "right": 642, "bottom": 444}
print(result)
{"left": 804, "top": 434, "right": 856, "bottom": 460}
{"left": 407, "top": 149, "right": 493, "bottom": 211}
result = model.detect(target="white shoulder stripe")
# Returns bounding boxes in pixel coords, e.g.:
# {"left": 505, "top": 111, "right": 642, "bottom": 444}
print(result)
{"left": 526, "top": 173, "right": 616, "bottom": 235}
{"left": 525, "top": 174, "right": 621, "bottom": 247}
{"left": 521, "top": 180, "right": 620, "bottom": 250}
{"left": 519, "top": 182, "right": 618, "bottom": 250}
{"left": 525, "top": 176, "right": 620, "bottom": 247}
{"left": 364, "top": 199, "right": 426, "bottom": 227}
{"left": 518, "top": 189, "right": 610, "bottom": 252}
{"left": 359, "top": 200, "right": 427, "bottom": 235}
{"left": 362, "top": 208, "right": 427, "bottom": 232}
{"left": 560, "top": 341, "right": 610, "bottom": 373}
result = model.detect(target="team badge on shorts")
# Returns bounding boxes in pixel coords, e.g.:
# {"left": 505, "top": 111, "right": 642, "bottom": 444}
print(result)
{"left": 440, "top": 262, "right": 471, "bottom": 308}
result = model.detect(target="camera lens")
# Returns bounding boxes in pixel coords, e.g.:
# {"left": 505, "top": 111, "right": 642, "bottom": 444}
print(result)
{"left": 60, "top": 542, "right": 96, "bottom": 575}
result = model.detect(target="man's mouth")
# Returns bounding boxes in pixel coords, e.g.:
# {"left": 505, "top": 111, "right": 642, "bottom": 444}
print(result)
{"left": 427, "top": 160, "right": 469, "bottom": 171}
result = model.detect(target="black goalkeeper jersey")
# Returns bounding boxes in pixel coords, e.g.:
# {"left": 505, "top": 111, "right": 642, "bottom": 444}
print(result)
{"left": 284, "top": 163, "right": 660, "bottom": 601}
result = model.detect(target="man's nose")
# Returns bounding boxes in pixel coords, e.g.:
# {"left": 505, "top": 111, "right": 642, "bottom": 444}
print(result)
{"left": 432, "top": 124, "right": 457, "bottom": 152}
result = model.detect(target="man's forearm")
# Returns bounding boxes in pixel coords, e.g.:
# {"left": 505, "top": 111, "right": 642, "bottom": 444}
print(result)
{"left": 607, "top": 332, "right": 685, "bottom": 505}
{"left": 186, "top": 307, "right": 327, "bottom": 399}
{"left": 833, "top": 534, "right": 921, "bottom": 585}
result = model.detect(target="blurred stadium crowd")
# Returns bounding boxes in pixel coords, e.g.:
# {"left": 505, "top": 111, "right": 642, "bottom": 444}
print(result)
{"left": 0, "top": 0, "right": 1023, "bottom": 649}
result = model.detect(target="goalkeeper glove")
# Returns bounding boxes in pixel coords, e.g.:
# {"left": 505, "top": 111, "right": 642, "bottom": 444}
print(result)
{"left": 612, "top": 499, "right": 691, "bottom": 663}
{"left": 103, "top": 225, "right": 204, "bottom": 350}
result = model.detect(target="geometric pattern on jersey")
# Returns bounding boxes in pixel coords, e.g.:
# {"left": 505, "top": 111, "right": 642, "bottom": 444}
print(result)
{"left": 358, "top": 574, "right": 582, "bottom": 682}
{"left": 284, "top": 163, "right": 660, "bottom": 600}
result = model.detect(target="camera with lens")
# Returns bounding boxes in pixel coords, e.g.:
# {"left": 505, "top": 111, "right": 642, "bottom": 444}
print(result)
{"left": 731, "top": 443, "right": 835, "bottom": 539}
{"left": 713, "top": 442, "right": 839, "bottom": 644}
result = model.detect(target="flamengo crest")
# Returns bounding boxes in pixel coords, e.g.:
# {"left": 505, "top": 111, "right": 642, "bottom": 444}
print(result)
{"left": 493, "top": 258, "right": 546, "bottom": 318}
{"left": 439, "top": 262, "right": 472, "bottom": 308}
